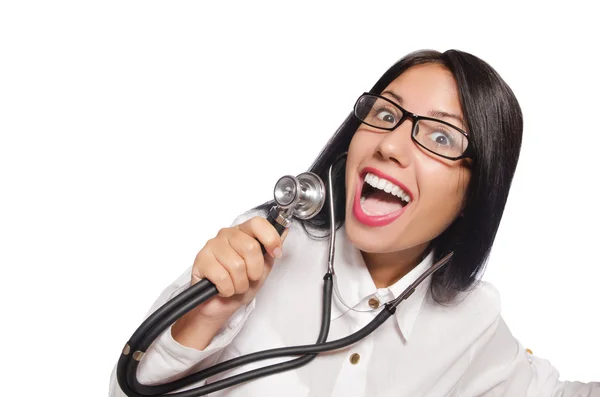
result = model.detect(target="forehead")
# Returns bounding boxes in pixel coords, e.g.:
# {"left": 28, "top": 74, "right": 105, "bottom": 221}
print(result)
{"left": 382, "top": 64, "right": 463, "bottom": 121}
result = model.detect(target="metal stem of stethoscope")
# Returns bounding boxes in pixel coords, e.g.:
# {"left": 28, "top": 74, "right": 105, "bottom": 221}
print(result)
{"left": 326, "top": 152, "right": 339, "bottom": 275}
{"left": 116, "top": 152, "right": 452, "bottom": 396}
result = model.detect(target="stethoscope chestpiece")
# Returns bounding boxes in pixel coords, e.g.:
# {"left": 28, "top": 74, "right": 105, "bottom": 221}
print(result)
{"left": 273, "top": 172, "right": 325, "bottom": 220}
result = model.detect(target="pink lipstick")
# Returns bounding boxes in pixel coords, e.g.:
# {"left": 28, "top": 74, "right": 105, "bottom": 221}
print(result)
{"left": 352, "top": 167, "right": 411, "bottom": 227}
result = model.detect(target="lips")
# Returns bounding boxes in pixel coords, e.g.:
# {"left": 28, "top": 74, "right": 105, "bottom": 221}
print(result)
{"left": 351, "top": 167, "right": 413, "bottom": 227}
{"left": 361, "top": 167, "right": 413, "bottom": 201}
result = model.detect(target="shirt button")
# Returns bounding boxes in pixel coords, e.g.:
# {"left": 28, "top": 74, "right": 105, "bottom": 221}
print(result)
{"left": 368, "top": 297, "right": 380, "bottom": 309}
{"left": 349, "top": 353, "right": 360, "bottom": 365}
{"left": 526, "top": 348, "right": 533, "bottom": 355}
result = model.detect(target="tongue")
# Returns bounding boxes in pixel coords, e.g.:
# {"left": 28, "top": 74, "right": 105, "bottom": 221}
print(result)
{"left": 362, "top": 190, "right": 404, "bottom": 215}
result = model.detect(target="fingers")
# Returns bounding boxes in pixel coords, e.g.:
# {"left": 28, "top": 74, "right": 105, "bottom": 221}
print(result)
{"left": 192, "top": 216, "right": 287, "bottom": 298}
{"left": 212, "top": 237, "right": 251, "bottom": 294}
{"left": 237, "top": 217, "right": 284, "bottom": 259}
{"left": 193, "top": 247, "right": 236, "bottom": 297}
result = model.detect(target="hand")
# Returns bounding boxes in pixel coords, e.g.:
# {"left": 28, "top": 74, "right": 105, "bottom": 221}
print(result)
{"left": 172, "top": 216, "right": 287, "bottom": 347}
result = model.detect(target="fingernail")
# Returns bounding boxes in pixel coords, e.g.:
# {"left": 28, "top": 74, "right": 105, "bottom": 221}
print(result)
{"left": 273, "top": 247, "right": 282, "bottom": 258}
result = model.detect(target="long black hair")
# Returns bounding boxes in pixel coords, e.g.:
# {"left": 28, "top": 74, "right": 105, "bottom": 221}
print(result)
{"left": 255, "top": 49, "right": 523, "bottom": 304}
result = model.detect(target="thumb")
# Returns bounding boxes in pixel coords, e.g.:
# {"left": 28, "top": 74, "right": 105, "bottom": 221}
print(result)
{"left": 263, "top": 227, "right": 289, "bottom": 268}
{"left": 272, "top": 227, "right": 289, "bottom": 258}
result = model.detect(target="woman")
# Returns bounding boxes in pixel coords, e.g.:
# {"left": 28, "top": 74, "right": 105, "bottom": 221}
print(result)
{"left": 110, "top": 49, "right": 599, "bottom": 396}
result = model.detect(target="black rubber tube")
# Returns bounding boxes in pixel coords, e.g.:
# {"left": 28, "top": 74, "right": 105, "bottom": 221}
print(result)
{"left": 124, "top": 215, "right": 286, "bottom": 354}
{"left": 115, "top": 201, "right": 443, "bottom": 396}
{"left": 117, "top": 248, "right": 451, "bottom": 396}
{"left": 118, "top": 212, "right": 288, "bottom": 396}
{"left": 129, "top": 274, "right": 334, "bottom": 396}
{"left": 117, "top": 276, "right": 395, "bottom": 396}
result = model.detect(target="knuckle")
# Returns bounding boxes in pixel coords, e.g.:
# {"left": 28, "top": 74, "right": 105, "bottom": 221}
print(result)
{"left": 235, "top": 270, "right": 250, "bottom": 286}
{"left": 214, "top": 270, "right": 229, "bottom": 284}
{"left": 205, "top": 265, "right": 226, "bottom": 284}
{"left": 194, "top": 249, "right": 210, "bottom": 267}
{"left": 249, "top": 216, "right": 263, "bottom": 227}
{"left": 248, "top": 216, "right": 267, "bottom": 231}
{"left": 216, "top": 227, "right": 233, "bottom": 240}
{"left": 220, "top": 287, "right": 234, "bottom": 297}
{"left": 247, "top": 265, "right": 263, "bottom": 281}
{"left": 247, "top": 254, "right": 264, "bottom": 275}
{"left": 230, "top": 259, "right": 246, "bottom": 273}
{"left": 237, "top": 280, "right": 250, "bottom": 294}
{"left": 243, "top": 239, "right": 260, "bottom": 254}
{"left": 217, "top": 279, "right": 234, "bottom": 296}
{"left": 203, "top": 238, "right": 217, "bottom": 252}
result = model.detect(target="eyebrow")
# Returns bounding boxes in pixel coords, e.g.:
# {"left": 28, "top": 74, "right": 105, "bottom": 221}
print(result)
{"left": 429, "top": 110, "right": 465, "bottom": 128}
{"left": 382, "top": 90, "right": 404, "bottom": 105}
{"left": 381, "top": 90, "right": 465, "bottom": 128}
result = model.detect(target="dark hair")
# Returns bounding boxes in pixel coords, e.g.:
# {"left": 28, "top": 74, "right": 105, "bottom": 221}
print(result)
{"left": 255, "top": 49, "right": 523, "bottom": 304}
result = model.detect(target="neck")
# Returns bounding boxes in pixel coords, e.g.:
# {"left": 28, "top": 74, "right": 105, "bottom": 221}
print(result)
{"left": 361, "top": 243, "right": 429, "bottom": 288}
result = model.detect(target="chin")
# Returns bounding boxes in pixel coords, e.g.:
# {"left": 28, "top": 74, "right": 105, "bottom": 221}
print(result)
{"left": 344, "top": 216, "right": 400, "bottom": 253}
{"left": 345, "top": 212, "right": 432, "bottom": 258}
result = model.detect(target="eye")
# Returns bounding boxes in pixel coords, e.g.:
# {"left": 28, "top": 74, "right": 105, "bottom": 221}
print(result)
{"left": 428, "top": 131, "right": 452, "bottom": 146}
{"left": 371, "top": 104, "right": 399, "bottom": 125}
{"left": 376, "top": 110, "right": 396, "bottom": 124}
{"left": 414, "top": 119, "right": 468, "bottom": 157}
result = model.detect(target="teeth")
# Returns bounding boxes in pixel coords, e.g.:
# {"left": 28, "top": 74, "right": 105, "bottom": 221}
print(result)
{"left": 363, "top": 172, "right": 411, "bottom": 203}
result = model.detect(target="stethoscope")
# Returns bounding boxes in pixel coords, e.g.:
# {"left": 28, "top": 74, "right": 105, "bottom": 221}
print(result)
{"left": 116, "top": 153, "right": 453, "bottom": 396}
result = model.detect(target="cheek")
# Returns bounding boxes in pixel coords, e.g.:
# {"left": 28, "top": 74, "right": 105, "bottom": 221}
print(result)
{"left": 418, "top": 166, "right": 470, "bottom": 216}
{"left": 347, "top": 133, "right": 366, "bottom": 163}
{"left": 345, "top": 133, "right": 370, "bottom": 186}
{"left": 346, "top": 129, "right": 381, "bottom": 161}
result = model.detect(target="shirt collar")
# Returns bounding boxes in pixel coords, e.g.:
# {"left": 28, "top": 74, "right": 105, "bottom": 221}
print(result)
{"left": 331, "top": 225, "right": 433, "bottom": 341}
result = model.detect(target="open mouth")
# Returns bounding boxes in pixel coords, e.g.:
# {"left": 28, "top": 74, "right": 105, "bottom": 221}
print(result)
{"left": 359, "top": 172, "right": 411, "bottom": 216}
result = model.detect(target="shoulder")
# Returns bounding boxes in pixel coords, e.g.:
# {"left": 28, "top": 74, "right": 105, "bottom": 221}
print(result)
{"left": 415, "top": 280, "right": 502, "bottom": 350}
{"left": 459, "top": 280, "right": 502, "bottom": 316}
{"left": 459, "top": 280, "right": 502, "bottom": 336}
{"left": 427, "top": 280, "right": 501, "bottom": 323}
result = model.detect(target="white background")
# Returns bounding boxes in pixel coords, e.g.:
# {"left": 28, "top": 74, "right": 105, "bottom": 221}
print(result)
{"left": 1, "top": 1, "right": 598, "bottom": 395}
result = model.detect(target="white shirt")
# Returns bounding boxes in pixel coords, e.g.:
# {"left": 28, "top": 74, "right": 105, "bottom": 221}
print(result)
{"left": 110, "top": 211, "right": 599, "bottom": 396}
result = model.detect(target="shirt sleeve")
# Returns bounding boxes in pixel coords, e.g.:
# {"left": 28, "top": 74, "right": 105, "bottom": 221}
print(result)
{"left": 459, "top": 316, "right": 600, "bottom": 396}
{"left": 109, "top": 210, "right": 262, "bottom": 396}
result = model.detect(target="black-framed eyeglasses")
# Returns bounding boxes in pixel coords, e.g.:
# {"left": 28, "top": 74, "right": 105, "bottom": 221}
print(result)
{"left": 353, "top": 93, "right": 474, "bottom": 160}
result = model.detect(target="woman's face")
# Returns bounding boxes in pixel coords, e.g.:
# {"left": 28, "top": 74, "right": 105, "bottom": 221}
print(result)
{"left": 345, "top": 63, "right": 471, "bottom": 258}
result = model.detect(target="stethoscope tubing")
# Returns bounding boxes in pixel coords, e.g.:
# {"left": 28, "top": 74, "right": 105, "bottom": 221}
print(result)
{"left": 118, "top": 250, "right": 451, "bottom": 396}
{"left": 118, "top": 275, "right": 334, "bottom": 396}
{"left": 145, "top": 275, "right": 333, "bottom": 396}
{"left": 117, "top": 149, "right": 452, "bottom": 396}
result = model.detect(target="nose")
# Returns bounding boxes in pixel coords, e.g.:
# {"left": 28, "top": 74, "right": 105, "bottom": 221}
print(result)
{"left": 375, "top": 117, "right": 415, "bottom": 167}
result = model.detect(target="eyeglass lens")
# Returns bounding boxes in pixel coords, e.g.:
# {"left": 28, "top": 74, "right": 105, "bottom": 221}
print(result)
{"left": 355, "top": 95, "right": 468, "bottom": 159}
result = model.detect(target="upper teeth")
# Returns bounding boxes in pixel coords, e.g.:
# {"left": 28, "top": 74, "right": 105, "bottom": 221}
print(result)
{"left": 364, "top": 172, "right": 411, "bottom": 203}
